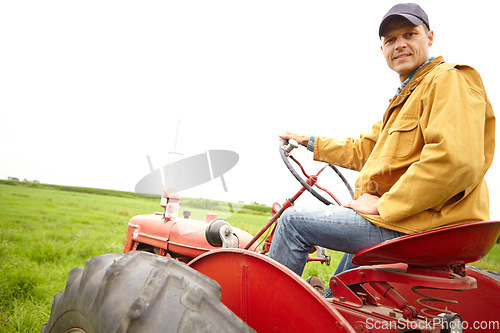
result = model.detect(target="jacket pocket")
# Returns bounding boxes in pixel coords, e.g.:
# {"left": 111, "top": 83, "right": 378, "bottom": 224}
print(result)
{"left": 382, "top": 117, "right": 418, "bottom": 158}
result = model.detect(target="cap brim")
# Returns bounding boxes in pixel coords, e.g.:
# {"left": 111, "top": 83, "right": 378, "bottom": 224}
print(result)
{"left": 379, "top": 14, "right": 424, "bottom": 37}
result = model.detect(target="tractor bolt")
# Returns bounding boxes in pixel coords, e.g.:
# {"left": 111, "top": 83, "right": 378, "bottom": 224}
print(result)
{"left": 353, "top": 321, "right": 367, "bottom": 332}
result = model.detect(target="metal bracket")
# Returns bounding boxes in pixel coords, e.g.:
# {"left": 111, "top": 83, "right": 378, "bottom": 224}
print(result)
{"left": 219, "top": 224, "right": 236, "bottom": 248}
{"left": 315, "top": 246, "right": 331, "bottom": 266}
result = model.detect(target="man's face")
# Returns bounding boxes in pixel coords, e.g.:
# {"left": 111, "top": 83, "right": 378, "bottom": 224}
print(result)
{"left": 381, "top": 19, "right": 434, "bottom": 82}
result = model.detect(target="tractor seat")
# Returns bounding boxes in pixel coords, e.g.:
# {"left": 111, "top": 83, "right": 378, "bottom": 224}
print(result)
{"left": 353, "top": 220, "right": 500, "bottom": 267}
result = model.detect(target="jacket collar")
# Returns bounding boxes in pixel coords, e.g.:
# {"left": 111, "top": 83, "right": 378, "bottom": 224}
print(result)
{"left": 390, "top": 56, "right": 445, "bottom": 107}
{"left": 382, "top": 56, "right": 445, "bottom": 126}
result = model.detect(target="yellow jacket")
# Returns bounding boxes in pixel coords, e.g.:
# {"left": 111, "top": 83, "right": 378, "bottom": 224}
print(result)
{"left": 313, "top": 57, "right": 495, "bottom": 234}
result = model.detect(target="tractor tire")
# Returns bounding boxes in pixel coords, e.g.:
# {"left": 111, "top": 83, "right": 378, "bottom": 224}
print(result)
{"left": 469, "top": 266, "right": 500, "bottom": 281}
{"left": 41, "top": 251, "right": 254, "bottom": 333}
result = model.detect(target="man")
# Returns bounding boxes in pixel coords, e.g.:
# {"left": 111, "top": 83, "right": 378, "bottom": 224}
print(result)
{"left": 268, "top": 3, "right": 495, "bottom": 289}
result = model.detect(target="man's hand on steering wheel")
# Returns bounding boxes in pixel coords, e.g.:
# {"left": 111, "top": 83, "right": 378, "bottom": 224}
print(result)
{"left": 279, "top": 131, "right": 310, "bottom": 146}
{"left": 279, "top": 136, "right": 355, "bottom": 206}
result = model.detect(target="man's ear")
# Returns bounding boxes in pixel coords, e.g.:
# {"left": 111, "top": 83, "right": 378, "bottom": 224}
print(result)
{"left": 427, "top": 30, "right": 434, "bottom": 47}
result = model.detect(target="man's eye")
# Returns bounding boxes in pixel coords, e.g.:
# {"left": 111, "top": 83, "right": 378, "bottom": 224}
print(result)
{"left": 385, "top": 38, "right": 395, "bottom": 45}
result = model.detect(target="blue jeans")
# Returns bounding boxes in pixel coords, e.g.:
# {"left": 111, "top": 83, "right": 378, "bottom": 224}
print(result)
{"left": 268, "top": 205, "right": 405, "bottom": 279}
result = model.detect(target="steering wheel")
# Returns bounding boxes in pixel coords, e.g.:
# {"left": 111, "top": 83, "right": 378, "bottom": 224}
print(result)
{"left": 280, "top": 139, "right": 354, "bottom": 205}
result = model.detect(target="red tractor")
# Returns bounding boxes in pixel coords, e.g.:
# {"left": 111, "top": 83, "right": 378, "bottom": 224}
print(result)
{"left": 42, "top": 140, "right": 500, "bottom": 333}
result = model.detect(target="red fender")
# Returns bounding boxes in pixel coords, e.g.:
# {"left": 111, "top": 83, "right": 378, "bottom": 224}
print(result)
{"left": 189, "top": 249, "right": 355, "bottom": 333}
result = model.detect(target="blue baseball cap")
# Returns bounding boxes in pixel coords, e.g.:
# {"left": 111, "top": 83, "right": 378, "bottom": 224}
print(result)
{"left": 379, "top": 3, "right": 430, "bottom": 37}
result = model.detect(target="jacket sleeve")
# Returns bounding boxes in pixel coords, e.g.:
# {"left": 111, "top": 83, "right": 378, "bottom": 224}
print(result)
{"left": 312, "top": 121, "right": 381, "bottom": 171}
{"left": 378, "top": 67, "right": 487, "bottom": 223}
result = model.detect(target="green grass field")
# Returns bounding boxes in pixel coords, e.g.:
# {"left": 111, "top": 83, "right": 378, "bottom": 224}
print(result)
{"left": 0, "top": 181, "right": 498, "bottom": 332}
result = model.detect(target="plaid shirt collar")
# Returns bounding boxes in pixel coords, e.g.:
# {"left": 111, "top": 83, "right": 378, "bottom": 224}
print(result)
{"left": 396, "top": 57, "right": 435, "bottom": 96}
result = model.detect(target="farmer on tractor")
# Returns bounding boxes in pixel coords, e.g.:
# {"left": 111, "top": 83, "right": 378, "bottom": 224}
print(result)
{"left": 270, "top": 2, "right": 496, "bottom": 294}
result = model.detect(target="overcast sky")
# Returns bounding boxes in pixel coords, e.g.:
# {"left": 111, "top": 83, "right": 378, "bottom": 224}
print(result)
{"left": 1, "top": 0, "right": 498, "bottom": 219}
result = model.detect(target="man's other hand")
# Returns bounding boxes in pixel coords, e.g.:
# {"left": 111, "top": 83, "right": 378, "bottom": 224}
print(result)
{"left": 343, "top": 193, "right": 380, "bottom": 215}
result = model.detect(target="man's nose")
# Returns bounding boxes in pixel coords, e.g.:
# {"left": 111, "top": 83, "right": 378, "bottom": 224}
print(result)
{"left": 395, "top": 37, "right": 407, "bottom": 49}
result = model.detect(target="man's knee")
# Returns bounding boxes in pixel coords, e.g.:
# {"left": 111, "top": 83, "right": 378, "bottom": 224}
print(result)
{"left": 279, "top": 207, "right": 302, "bottom": 228}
